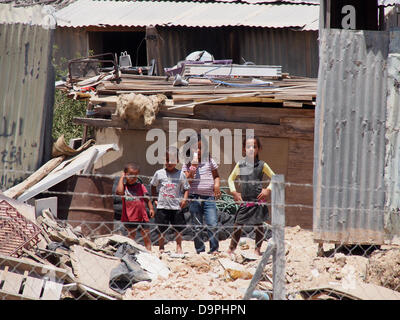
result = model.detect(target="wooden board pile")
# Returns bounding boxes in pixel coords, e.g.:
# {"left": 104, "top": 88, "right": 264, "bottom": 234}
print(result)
{"left": 0, "top": 205, "right": 170, "bottom": 300}
{"left": 59, "top": 71, "right": 317, "bottom": 127}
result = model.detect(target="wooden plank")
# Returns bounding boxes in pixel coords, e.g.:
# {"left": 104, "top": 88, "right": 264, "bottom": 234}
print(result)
{"left": 23, "top": 276, "right": 44, "bottom": 299}
{"left": 146, "top": 26, "right": 163, "bottom": 76}
{"left": 274, "top": 94, "right": 313, "bottom": 101}
{"left": 3, "top": 156, "right": 65, "bottom": 199}
{"left": 283, "top": 101, "right": 304, "bottom": 108}
{"left": 73, "top": 116, "right": 315, "bottom": 140}
{"left": 280, "top": 117, "right": 315, "bottom": 132}
{"left": 0, "top": 254, "right": 70, "bottom": 282}
{"left": 2, "top": 271, "right": 24, "bottom": 295}
{"left": 167, "top": 92, "right": 260, "bottom": 110}
{"left": 41, "top": 281, "right": 63, "bottom": 300}
{"left": 194, "top": 105, "right": 315, "bottom": 125}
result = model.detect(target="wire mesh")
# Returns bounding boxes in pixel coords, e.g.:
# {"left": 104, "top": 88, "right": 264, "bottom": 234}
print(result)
{"left": 0, "top": 174, "right": 399, "bottom": 301}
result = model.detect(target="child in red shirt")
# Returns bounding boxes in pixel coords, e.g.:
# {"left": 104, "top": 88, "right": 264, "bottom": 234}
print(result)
{"left": 116, "top": 163, "right": 154, "bottom": 251}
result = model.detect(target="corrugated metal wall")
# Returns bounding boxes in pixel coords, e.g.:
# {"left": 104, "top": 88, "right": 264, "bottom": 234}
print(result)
{"left": 383, "top": 31, "right": 400, "bottom": 242}
{"left": 313, "top": 29, "right": 389, "bottom": 244}
{"left": 0, "top": 23, "right": 54, "bottom": 190}
{"left": 237, "top": 28, "right": 319, "bottom": 78}
{"left": 54, "top": 27, "right": 88, "bottom": 71}
{"left": 157, "top": 27, "right": 319, "bottom": 78}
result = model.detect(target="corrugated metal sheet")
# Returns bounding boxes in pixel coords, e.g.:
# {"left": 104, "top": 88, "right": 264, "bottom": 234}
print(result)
{"left": 0, "top": 23, "right": 54, "bottom": 190}
{"left": 0, "top": 3, "right": 45, "bottom": 24}
{"left": 313, "top": 29, "right": 389, "bottom": 244}
{"left": 383, "top": 31, "right": 400, "bottom": 242}
{"left": 237, "top": 27, "right": 319, "bottom": 77}
{"left": 155, "top": 26, "right": 318, "bottom": 77}
{"left": 55, "top": 0, "right": 319, "bottom": 30}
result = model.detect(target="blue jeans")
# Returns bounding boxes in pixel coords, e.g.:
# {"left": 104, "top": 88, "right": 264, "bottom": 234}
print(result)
{"left": 189, "top": 194, "right": 219, "bottom": 253}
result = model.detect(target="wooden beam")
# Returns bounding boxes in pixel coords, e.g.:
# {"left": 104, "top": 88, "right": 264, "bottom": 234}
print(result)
{"left": 194, "top": 104, "right": 314, "bottom": 125}
{"left": 73, "top": 116, "right": 314, "bottom": 140}
{"left": 146, "top": 26, "right": 163, "bottom": 76}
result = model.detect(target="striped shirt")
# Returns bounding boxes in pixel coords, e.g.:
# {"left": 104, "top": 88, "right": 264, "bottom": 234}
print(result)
{"left": 182, "top": 158, "right": 218, "bottom": 196}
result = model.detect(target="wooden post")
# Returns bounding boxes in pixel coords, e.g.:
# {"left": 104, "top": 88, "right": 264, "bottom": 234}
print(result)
{"left": 243, "top": 240, "right": 275, "bottom": 300}
{"left": 146, "top": 26, "right": 163, "bottom": 76}
{"left": 271, "top": 174, "right": 286, "bottom": 300}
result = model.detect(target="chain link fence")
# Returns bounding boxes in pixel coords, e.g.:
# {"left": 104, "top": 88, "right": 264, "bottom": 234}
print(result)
{"left": 1, "top": 174, "right": 400, "bottom": 300}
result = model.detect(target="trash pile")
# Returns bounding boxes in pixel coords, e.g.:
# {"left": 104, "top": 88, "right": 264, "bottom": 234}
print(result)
{"left": 0, "top": 203, "right": 171, "bottom": 300}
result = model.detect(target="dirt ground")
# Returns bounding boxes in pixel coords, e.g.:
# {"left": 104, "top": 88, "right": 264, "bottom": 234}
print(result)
{"left": 122, "top": 226, "right": 400, "bottom": 300}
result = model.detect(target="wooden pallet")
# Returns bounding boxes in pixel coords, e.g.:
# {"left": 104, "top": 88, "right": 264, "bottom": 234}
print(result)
{"left": 0, "top": 266, "right": 63, "bottom": 300}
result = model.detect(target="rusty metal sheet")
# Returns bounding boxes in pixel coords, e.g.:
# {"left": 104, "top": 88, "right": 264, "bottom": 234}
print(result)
{"left": 0, "top": 23, "right": 54, "bottom": 190}
{"left": 314, "top": 29, "right": 389, "bottom": 244}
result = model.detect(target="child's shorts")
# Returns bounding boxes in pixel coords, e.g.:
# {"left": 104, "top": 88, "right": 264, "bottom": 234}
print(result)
{"left": 123, "top": 221, "right": 150, "bottom": 230}
{"left": 155, "top": 209, "right": 186, "bottom": 233}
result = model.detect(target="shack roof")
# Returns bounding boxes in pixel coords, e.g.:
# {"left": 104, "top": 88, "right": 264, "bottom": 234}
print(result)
{"left": 54, "top": 0, "right": 319, "bottom": 30}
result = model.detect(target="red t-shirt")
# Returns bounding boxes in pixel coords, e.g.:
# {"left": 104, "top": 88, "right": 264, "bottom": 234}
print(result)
{"left": 121, "top": 183, "right": 149, "bottom": 222}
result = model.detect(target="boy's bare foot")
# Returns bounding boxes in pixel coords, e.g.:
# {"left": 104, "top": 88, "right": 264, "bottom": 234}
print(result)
{"left": 176, "top": 247, "right": 183, "bottom": 254}
{"left": 159, "top": 247, "right": 165, "bottom": 254}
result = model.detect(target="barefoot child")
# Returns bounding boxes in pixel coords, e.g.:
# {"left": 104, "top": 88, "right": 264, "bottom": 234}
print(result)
{"left": 227, "top": 135, "right": 275, "bottom": 256}
{"left": 116, "top": 163, "right": 154, "bottom": 251}
{"left": 151, "top": 147, "right": 190, "bottom": 254}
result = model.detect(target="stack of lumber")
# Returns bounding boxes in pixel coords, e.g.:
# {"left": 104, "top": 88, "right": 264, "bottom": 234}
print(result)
{"left": 87, "top": 74, "right": 317, "bottom": 119}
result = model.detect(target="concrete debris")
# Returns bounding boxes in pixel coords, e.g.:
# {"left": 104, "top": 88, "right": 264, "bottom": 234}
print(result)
{"left": 299, "top": 282, "right": 400, "bottom": 300}
{"left": 3, "top": 208, "right": 400, "bottom": 300}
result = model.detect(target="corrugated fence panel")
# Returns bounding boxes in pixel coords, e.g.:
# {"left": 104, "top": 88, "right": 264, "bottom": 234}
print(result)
{"left": 314, "top": 29, "right": 388, "bottom": 244}
{"left": 157, "top": 27, "right": 319, "bottom": 78}
{"left": 383, "top": 31, "right": 400, "bottom": 242}
{"left": 0, "top": 23, "right": 54, "bottom": 190}
{"left": 237, "top": 28, "right": 319, "bottom": 77}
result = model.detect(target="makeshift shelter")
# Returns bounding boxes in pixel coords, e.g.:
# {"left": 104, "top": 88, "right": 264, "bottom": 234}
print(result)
{"left": 52, "top": 0, "right": 321, "bottom": 78}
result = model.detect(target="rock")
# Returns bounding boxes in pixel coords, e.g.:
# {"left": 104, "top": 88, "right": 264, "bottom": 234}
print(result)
{"left": 133, "top": 282, "right": 151, "bottom": 290}
{"left": 334, "top": 253, "right": 347, "bottom": 267}
{"left": 187, "top": 255, "right": 211, "bottom": 272}
{"left": 293, "top": 225, "right": 301, "bottom": 233}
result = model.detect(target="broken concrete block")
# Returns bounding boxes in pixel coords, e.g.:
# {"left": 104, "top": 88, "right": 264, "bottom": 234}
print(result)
{"left": 69, "top": 245, "right": 123, "bottom": 299}
{"left": 187, "top": 255, "right": 211, "bottom": 273}
{"left": 136, "top": 251, "right": 171, "bottom": 280}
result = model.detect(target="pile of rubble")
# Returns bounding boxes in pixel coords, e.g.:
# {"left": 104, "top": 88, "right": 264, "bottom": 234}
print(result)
{"left": 0, "top": 201, "right": 171, "bottom": 300}
{"left": 2, "top": 192, "right": 400, "bottom": 300}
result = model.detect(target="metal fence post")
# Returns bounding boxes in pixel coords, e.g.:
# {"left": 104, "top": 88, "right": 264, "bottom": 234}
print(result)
{"left": 272, "top": 174, "right": 286, "bottom": 300}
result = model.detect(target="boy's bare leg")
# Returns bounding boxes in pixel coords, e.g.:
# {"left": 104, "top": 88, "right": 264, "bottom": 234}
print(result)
{"left": 159, "top": 232, "right": 165, "bottom": 253}
{"left": 128, "top": 228, "right": 137, "bottom": 242}
{"left": 140, "top": 228, "right": 152, "bottom": 251}
{"left": 228, "top": 225, "right": 242, "bottom": 254}
{"left": 254, "top": 225, "right": 264, "bottom": 256}
{"left": 175, "top": 232, "right": 183, "bottom": 254}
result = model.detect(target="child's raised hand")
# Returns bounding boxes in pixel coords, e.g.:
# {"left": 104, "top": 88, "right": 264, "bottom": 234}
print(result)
{"left": 257, "top": 188, "right": 271, "bottom": 202}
